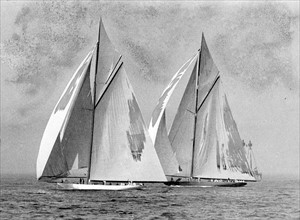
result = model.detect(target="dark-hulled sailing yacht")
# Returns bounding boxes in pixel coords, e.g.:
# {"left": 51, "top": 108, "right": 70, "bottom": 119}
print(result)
{"left": 149, "top": 34, "right": 260, "bottom": 187}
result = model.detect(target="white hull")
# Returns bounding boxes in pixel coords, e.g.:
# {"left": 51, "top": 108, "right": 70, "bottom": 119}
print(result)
{"left": 57, "top": 183, "right": 142, "bottom": 191}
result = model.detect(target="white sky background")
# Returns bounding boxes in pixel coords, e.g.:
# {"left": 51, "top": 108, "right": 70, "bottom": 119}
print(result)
{"left": 1, "top": 0, "right": 299, "bottom": 178}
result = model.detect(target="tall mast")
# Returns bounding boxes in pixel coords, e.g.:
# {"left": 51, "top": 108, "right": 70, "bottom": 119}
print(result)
{"left": 190, "top": 46, "right": 201, "bottom": 178}
{"left": 87, "top": 18, "right": 102, "bottom": 183}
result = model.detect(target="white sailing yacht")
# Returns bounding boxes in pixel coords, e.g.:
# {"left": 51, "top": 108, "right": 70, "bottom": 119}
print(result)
{"left": 149, "top": 34, "right": 257, "bottom": 187}
{"left": 36, "top": 19, "right": 166, "bottom": 191}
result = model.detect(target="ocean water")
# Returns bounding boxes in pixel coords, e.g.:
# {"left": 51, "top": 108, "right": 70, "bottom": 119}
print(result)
{"left": 0, "top": 175, "right": 299, "bottom": 219}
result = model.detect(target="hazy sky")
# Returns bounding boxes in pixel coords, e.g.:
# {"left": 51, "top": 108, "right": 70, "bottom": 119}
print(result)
{"left": 1, "top": 0, "right": 299, "bottom": 178}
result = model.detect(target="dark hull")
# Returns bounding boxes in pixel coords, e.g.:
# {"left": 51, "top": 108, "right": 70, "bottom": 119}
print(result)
{"left": 164, "top": 181, "right": 247, "bottom": 187}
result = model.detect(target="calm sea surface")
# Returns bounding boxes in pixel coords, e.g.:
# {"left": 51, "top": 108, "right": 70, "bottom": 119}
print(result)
{"left": 1, "top": 175, "right": 299, "bottom": 219}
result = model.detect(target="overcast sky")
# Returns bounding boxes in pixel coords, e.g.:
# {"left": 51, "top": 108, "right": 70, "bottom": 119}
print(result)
{"left": 1, "top": 0, "right": 299, "bottom": 178}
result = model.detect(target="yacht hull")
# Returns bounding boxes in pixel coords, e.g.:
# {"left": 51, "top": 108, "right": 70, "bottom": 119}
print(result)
{"left": 164, "top": 181, "right": 247, "bottom": 187}
{"left": 57, "top": 183, "right": 142, "bottom": 191}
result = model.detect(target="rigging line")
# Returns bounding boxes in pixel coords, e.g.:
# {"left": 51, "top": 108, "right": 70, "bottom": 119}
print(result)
{"left": 94, "top": 62, "right": 124, "bottom": 109}
{"left": 196, "top": 74, "right": 220, "bottom": 113}
{"left": 104, "top": 55, "right": 122, "bottom": 84}
{"left": 94, "top": 55, "right": 122, "bottom": 104}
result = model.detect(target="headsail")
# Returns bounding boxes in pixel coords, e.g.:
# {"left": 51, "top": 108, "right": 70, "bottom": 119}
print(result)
{"left": 149, "top": 55, "right": 197, "bottom": 177}
{"left": 169, "top": 62, "right": 197, "bottom": 177}
{"left": 153, "top": 111, "right": 180, "bottom": 176}
{"left": 90, "top": 64, "right": 166, "bottom": 182}
{"left": 36, "top": 49, "right": 94, "bottom": 180}
{"left": 193, "top": 79, "right": 254, "bottom": 180}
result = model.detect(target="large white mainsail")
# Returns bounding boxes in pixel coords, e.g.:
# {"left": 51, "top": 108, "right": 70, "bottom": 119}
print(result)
{"left": 152, "top": 33, "right": 255, "bottom": 182}
{"left": 37, "top": 19, "right": 166, "bottom": 185}
{"left": 36, "top": 49, "right": 94, "bottom": 180}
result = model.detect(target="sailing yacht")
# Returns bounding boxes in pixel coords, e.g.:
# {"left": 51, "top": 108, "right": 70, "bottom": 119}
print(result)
{"left": 149, "top": 34, "right": 257, "bottom": 187}
{"left": 36, "top": 19, "right": 166, "bottom": 191}
{"left": 244, "top": 141, "right": 262, "bottom": 181}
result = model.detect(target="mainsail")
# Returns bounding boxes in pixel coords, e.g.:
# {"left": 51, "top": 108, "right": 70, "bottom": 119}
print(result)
{"left": 151, "top": 33, "right": 255, "bottom": 181}
{"left": 37, "top": 19, "right": 166, "bottom": 183}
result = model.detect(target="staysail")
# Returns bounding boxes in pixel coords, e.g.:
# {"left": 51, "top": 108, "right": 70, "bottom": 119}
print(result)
{"left": 36, "top": 49, "right": 94, "bottom": 180}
